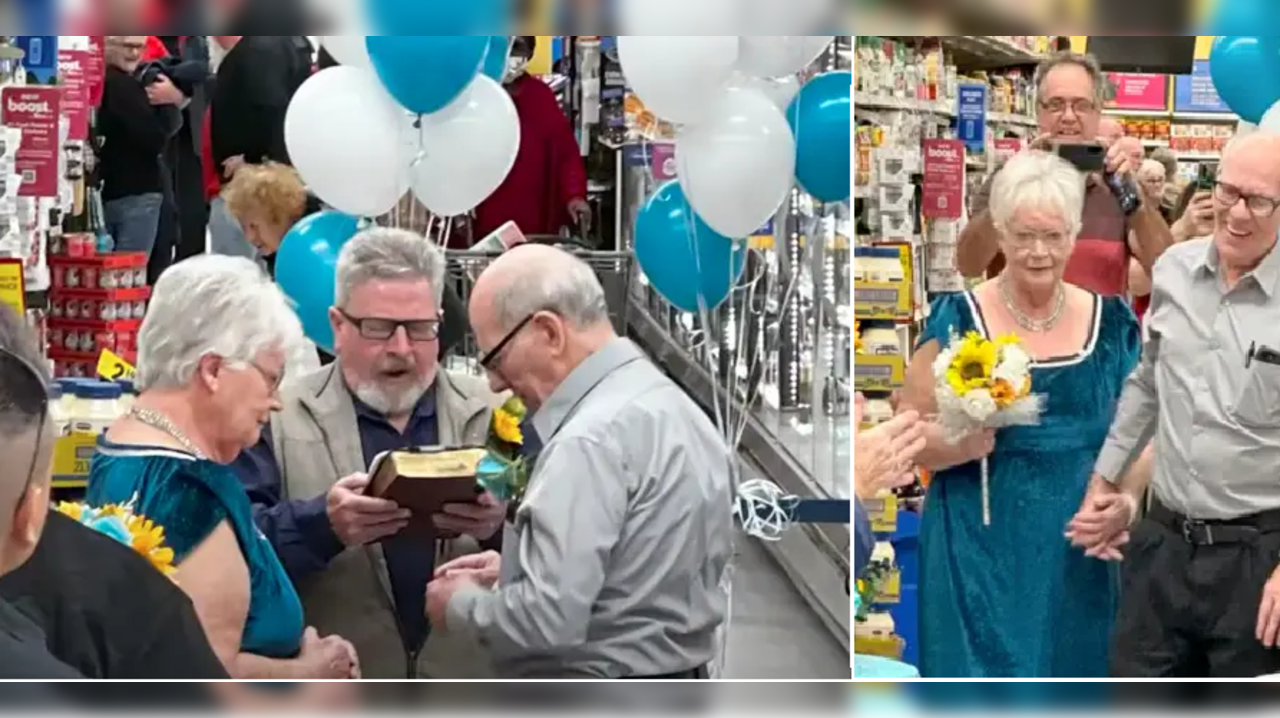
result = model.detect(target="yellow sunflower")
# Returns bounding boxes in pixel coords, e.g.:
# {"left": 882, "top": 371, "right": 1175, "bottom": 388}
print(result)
{"left": 492, "top": 408, "right": 523, "bottom": 445}
{"left": 126, "top": 516, "right": 176, "bottom": 577}
{"left": 55, "top": 502, "right": 84, "bottom": 522}
{"left": 946, "top": 332, "right": 997, "bottom": 395}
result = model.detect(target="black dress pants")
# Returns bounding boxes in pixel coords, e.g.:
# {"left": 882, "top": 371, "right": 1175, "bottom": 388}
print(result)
{"left": 1111, "top": 503, "right": 1280, "bottom": 678}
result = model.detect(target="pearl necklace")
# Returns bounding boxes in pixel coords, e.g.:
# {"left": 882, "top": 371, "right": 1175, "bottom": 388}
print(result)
{"left": 999, "top": 277, "right": 1065, "bottom": 333}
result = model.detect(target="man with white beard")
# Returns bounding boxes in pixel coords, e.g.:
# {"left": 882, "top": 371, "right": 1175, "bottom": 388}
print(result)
{"left": 232, "top": 228, "right": 510, "bottom": 679}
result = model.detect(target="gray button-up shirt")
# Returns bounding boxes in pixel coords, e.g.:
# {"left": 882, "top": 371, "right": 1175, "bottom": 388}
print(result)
{"left": 447, "top": 338, "right": 734, "bottom": 677}
{"left": 1096, "top": 237, "right": 1280, "bottom": 519}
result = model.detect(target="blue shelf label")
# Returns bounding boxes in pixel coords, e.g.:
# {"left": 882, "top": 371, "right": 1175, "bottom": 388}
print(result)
{"left": 957, "top": 84, "right": 987, "bottom": 153}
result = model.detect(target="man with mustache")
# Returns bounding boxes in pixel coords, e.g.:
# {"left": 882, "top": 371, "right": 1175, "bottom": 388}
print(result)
{"left": 955, "top": 52, "right": 1173, "bottom": 296}
{"left": 232, "top": 228, "right": 509, "bottom": 678}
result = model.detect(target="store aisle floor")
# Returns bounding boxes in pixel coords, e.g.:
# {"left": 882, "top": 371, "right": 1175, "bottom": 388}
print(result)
{"left": 723, "top": 532, "right": 850, "bottom": 679}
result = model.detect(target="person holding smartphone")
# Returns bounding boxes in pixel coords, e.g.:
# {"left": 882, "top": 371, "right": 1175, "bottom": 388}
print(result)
{"left": 956, "top": 52, "right": 1173, "bottom": 297}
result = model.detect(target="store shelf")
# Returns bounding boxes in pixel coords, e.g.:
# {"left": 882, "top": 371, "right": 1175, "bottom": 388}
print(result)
{"left": 854, "top": 92, "right": 1037, "bottom": 127}
{"left": 1105, "top": 108, "right": 1240, "bottom": 122}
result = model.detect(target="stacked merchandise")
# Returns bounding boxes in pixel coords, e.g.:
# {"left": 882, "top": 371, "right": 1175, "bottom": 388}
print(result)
{"left": 45, "top": 245, "right": 149, "bottom": 378}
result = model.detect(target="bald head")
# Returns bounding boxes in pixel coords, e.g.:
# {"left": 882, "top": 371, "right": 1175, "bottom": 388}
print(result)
{"left": 1099, "top": 118, "right": 1125, "bottom": 144}
{"left": 471, "top": 244, "right": 611, "bottom": 333}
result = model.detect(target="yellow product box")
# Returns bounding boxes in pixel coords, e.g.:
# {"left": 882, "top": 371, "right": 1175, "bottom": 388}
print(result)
{"left": 854, "top": 353, "right": 906, "bottom": 392}
{"left": 862, "top": 492, "right": 899, "bottom": 534}
{"left": 876, "top": 568, "right": 902, "bottom": 605}
{"left": 52, "top": 433, "right": 99, "bottom": 488}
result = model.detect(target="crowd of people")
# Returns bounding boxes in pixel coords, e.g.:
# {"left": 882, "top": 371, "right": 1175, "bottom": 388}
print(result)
{"left": 0, "top": 230, "right": 735, "bottom": 680}
{"left": 855, "top": 50, "right": 1280, "bottom": 680}
{"left": 96, "top": 32, "right": 592, "bottom": 277}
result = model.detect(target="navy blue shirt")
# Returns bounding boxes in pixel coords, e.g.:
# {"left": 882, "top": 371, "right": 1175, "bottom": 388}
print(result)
{"left": 234, "top": 389, "right": 453, "bottom": 653}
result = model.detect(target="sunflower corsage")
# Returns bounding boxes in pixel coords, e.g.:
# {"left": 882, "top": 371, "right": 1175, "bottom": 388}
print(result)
{"left": 475, "top": 396, "right": 532, "bottom": 504}
{"left": 55, "top": 501, "right": 176, "bottom": 579}
{"left": 932, "top": 330, "right": 1043, "bottom": 526}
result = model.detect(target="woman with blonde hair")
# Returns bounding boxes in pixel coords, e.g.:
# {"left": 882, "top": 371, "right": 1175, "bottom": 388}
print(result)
{"left": 898, "top": 150, "right": 1141, "bottom": 678}
{"left": 87, "top": 254, "right": 358, "bottom": 679}
{"left": 221, "top": 162, "right": 467, "bottom": 360}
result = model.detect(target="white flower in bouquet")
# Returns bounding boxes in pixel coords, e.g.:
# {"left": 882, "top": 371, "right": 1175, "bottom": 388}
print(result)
{"left": 960, "top": 388, "right": 998, "bottom": 423}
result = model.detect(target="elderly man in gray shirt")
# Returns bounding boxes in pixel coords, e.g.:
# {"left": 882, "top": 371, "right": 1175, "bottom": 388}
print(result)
{"left": 1075, "top": 131, "right": 1280, "bottom": 678}
{"left": 425, "top": 244, "right": 733, "bottom": 678}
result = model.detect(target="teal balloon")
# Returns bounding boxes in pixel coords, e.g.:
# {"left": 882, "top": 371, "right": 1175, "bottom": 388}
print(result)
{"left": 634, "top": 181, "right": 746, "bottom": 314}
{"left": 1210, "top": 36, "right": 1280, "bottom": 123}
{"left": 786, "top": 71, "right": 852, "bottom": 203}
{"left": 1208, "top": 0, "right": 1280, "bottom": 34}
{"left": 366, "top": 36, "right": 489, "bottom": 115}
{"left": 481, "top": 36, "right": 512, "bottom": 82}
{"left": 275, "top": 210, "right": 361, "bottom": 353}
{"left": 367, "top": 0, "right": 508, "bottom": 34}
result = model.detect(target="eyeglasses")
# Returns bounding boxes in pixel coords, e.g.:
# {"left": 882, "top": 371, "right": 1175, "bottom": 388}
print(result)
{"left": 0, "top": 346, "right": 50, "bottom": 496}
{"left": 1038, "top": 98, "right": 1098, "bottom": 116}
{"left": 479, "top": 314, "right": 537, "bottom": 369}
{"left": 1213, "top": 181, "right": 1280, "bottom": 219}
{"left": 241, "top": 360, "right": 284, "bottom": 397}
{"left": 337, "top": 309, "right": 441, "bottom": 343}
{"left": 1006, "top": 230, "right": 1072, "bottom": 251}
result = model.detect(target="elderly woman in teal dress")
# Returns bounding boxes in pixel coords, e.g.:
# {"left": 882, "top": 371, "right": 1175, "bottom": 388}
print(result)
{"left": 898, "top": 151, "right": 1142, "bottom": 679}
{"left": 87, "top": 255, "right": 358, "bottom": 679}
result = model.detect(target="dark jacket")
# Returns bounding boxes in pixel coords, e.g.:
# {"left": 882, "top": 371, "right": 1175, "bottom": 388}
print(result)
{"left": 211, "top": 36, "right": 313, "bottom": 168}
{"left": 98, "top": 67, "right": 169, "bottom": 201}
{"left": 0, "top": 512, "right": 227, "bottom": 679}
{"left": 0, "top": 596, "right": 80, "bottom": 679}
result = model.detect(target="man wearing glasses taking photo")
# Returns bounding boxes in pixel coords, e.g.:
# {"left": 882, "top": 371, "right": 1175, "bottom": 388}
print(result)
{"left": 956, "top": 51, "right": 1174, "bottom": 296}
{"left": 232, "top": 228, "right": 510, "bottom": 679}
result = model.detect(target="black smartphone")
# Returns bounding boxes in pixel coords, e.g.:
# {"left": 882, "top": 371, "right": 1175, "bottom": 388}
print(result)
{"left": 1055, "top": 142, "right": 1106, "bottom": 173}
{"left": 1197, "top": 163, "right": 1218, "bottom": 191}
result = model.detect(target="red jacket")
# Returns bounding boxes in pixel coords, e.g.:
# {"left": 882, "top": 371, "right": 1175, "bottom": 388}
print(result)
{"left": 471, "top": 74, "right": 586, "bottom": 244}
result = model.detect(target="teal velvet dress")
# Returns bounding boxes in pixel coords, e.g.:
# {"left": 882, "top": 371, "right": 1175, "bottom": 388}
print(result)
{"left": 87, "top": 439, "right": 304, "bottom": 660}
{"left": 917, "top": 292, "right": 1141, "bottom": 679}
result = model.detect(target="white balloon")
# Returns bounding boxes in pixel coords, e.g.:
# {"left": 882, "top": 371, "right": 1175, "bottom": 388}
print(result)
{"left": 322, "top": 36, "right": 373, "bottom": 70}
{"left": 676, "top": 87, "right": 796, "bottom": 238}
{"left": 617, "top": 36, "right": 740, "bottom": 124}
{"left": 732, "top": 72, "right": 801, "bottom": 112}
{"left": 618, "top": 0, "right": 736, "bottom": 34}
{"left": 409, "top": 75, "right": 521, "bottom": 217}
{"left": 737, "top": 36, "right": 834, "bottom": 78}
{"left": 285, "top": 67, "right": 409, "bottom": 217}
{"left": 1238, "top": 119, "right": 1260, "bottom": 138}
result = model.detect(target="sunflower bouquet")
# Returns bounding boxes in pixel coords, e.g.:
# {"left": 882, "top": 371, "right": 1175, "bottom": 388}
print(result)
{"left": 932, "top": 330, "right": 1043, "bottom": 525}
{"left": 54, "top": 500, "right": 176, "bottom": 579}
{"left": 475, "top": 396, "right": 532, "bottom": 504}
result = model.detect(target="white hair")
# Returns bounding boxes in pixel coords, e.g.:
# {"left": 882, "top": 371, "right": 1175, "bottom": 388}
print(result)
{"left": 493, "top": 249, "right": 609, "bottom": 331}
{"left": 988, "top": 150, "right": 1086, "bottom": 239}
{"left": 335, "top": 228, "right": 445, "bottom": 309}
{"left": 136, "top": 255, "right": 305, "bottom": 391}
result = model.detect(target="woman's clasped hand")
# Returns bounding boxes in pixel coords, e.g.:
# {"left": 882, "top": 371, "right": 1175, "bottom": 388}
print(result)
{"left": 299, "top": 627, "right": 360, "bottom": 679}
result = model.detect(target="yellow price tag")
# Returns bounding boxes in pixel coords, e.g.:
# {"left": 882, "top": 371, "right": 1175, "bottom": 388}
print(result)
{"left": 96, "top": 349, "right": 136, "bottom": 382}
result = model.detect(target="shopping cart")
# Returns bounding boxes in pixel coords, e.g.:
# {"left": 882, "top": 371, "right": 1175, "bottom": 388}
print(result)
{"left": 443, "top": 238, "right": 634, "bottom": 373}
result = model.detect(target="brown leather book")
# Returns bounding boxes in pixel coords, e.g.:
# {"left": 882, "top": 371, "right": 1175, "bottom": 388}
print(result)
{"left": 368, "top": 447, "right": 487, "bottom": 537}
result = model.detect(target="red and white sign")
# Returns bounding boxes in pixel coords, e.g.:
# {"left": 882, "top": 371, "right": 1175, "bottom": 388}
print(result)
{"left": 58, "top": 49, "right": 92, "bottom": 141}
{"left": 1105, "top": 73, "right": 1169, "bottom": 112}
{"left": 922, "top": 139, "right": 965, "bottom": 220}
{"left": 992, "top": 138, "right": 1024, "bottom": 163}
{"left": 86, "top": 36, "right": 106, "bottom": 107}
{"left": 1, "top": 87, "right": 62, "bottom": 198}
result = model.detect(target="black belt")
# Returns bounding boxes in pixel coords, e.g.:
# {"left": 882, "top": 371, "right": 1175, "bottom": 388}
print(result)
{"left": 1149, "top": 501, "right": 1280, "bottom": 546}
